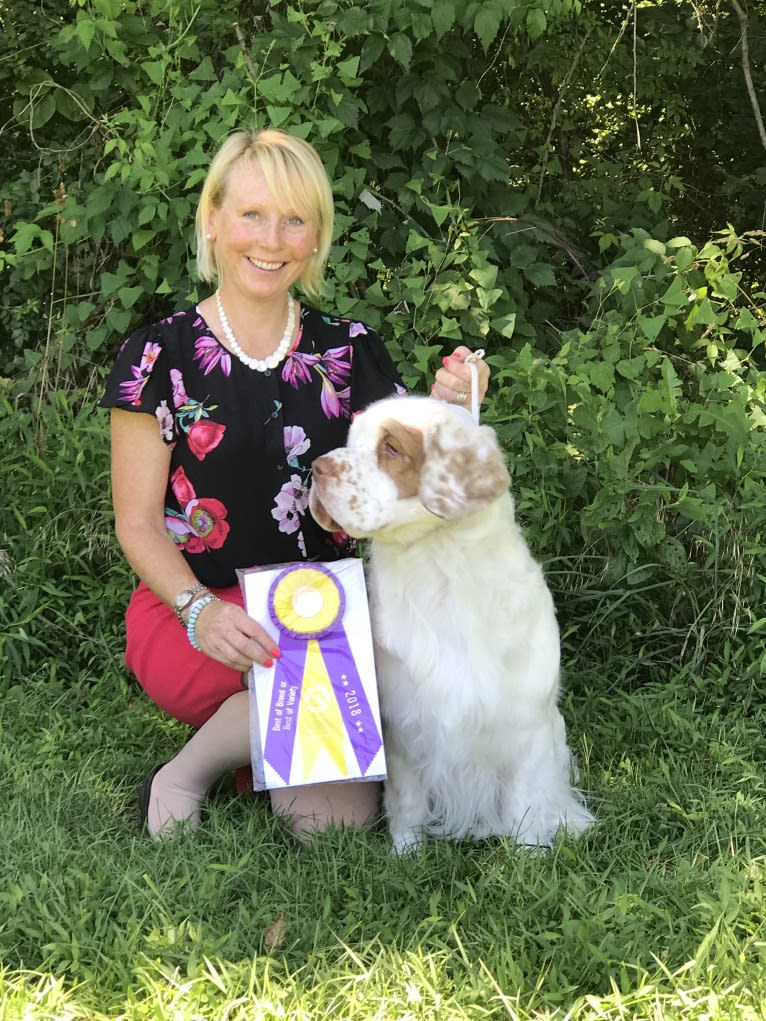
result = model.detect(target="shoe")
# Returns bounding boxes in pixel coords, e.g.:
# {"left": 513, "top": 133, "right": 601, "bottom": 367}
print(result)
{"left": 136, "top": 763, "right": 166, "bottom": 834}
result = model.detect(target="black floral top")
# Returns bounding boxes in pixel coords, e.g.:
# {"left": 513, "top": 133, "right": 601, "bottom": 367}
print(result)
{"left": 99, "top": 304, "right": 405, "bottom": 588}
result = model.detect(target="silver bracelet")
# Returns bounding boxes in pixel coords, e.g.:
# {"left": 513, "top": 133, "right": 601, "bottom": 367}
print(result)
{"left": 186, "top": 593, "right": 219, "bottom": 651}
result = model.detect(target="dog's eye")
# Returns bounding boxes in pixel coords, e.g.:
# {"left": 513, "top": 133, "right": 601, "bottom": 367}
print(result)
{"left": 382, "top": 441, "right": 402, "bottom": 458}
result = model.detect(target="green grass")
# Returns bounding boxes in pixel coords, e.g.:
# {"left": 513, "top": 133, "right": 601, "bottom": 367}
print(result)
{"left": 2, "top": 660, "right": 766, "bottom": 1019}
{"left": 2, "top": 396, "right": 766, "bottom": 1018}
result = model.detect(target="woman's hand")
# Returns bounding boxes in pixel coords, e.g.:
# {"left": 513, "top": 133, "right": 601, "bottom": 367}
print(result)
{"left": 193, "top": 599, "right": 281, "bottom": 672}
{"left": 432, "top": 345, "right": 490, "bottom": 407}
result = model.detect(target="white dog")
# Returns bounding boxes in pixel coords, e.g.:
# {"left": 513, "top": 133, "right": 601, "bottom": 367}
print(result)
{"left": 309, "top": 395, "right": 592, "bottom": 852}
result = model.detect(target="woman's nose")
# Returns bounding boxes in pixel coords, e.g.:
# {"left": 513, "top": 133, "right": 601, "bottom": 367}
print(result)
{"left": 259, "top": 217, "right": 282, "bottom": 247}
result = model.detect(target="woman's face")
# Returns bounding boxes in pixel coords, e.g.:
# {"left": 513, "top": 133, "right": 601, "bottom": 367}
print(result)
{"left": 208, "top": 160, "right": 319, "bottom": 304}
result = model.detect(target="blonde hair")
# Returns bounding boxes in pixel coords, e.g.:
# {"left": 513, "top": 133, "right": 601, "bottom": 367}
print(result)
{"left": 195, "top": 129, "right": 334, "bottom": 299}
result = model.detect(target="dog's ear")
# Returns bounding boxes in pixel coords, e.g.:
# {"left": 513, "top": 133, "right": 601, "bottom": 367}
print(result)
{"left": 419, "top": 414, "right": 510, "bottom": 520}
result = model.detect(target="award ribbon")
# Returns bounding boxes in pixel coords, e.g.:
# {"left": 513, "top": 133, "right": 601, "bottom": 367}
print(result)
{"left": 262, "top": 564, "right": 383, "bottom": 785}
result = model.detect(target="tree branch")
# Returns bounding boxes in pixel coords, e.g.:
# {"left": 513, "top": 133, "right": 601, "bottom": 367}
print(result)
{"left": 730, "top": 0, "right": 766, "bottom": 153}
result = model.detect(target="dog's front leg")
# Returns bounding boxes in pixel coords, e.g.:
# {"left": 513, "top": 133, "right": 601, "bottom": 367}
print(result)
{"left": 383, "top": 742, "right": 430, "bottom": 854}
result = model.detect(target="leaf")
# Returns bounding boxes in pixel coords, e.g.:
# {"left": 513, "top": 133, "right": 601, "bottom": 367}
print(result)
{"left": 264, "top": 912, "right": 287, "bottom": 951}
{"left": 74, "top": 16, "right": 97, "bottom": 51}
{"left": 387, "top": 33, "right": 413, "bottom": 68}
{"left": 474, "top": 3, "right": 502, "bottom": 50}
{"left": 526, "top": 8, "right": 547, "bottom": 40}
{"left": 31, "top": 92, "right": 56, "bottom": 130}
{"left": 141, "top": 61, "right": 166, "bottom": 86}
{"left": 643, "top": 239, "right": 666, "bottom": 256}
{"left": 359, "top": 188, "right": 382, "bottom": 213}
{"left": 118, "top": 286, "right": 144, "bottom": 309}
{"left": 638, "top": 314, "right": 666, "bottom": 343}
{"left": 523, "top": 263, "right": 556, "bottom": 287}
{"left": 336, "top": 56, "right": 360, "bottom": 83}
{"left": 660, "top": 275, "right": 688, "bottom": 310}
{"left": 490, "top": 313, "right": 516, "bottom": 338}
{"left": 432, "top": 0, "right": 456, "bottom": 39}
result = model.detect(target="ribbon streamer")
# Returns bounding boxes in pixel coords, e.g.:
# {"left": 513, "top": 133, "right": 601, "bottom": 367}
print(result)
{"left": 261, "top": 565, "right": 383, "bottom": 786}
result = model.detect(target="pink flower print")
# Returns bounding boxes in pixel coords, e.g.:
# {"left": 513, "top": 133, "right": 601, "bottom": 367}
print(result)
{"left": 170, "top": 368, "right": 187, "bottom": 409}
{"left": 347, "top": 321, "right": 368, "bottom": 338}
{"left": 159, "top": 311, "right": 187, "bottom": 325}
{"left": 187, "top": 419, "right": 226, "bottom": 460}
{"left": 118, "top": 338, "right": 162, "bottom": 406}
{"left": 321, "top": 345, "right": 352, "bottom": 386}
{"left": 171, "top": 465, "right": 196, "bottom": 506}
{"left": 284, "top": 425, "right": 310, "bottom": 463}
{"left": 140, "top": 342, "right": 162, "bottom": 373}
{"left": 194, "top": 334, "right": 232, "bottom": 376}
{"left": 319, "top": 375, "right": 350, "bottom": 419}
{"left": 282, "top": 350, "right": 319, "bottom": 388}
{"left": 119, "top": 365, "right": 151, "bottom": 406}
{"left": 271, "top": 474, "right": 309, "bottom": 535}
{"left": 166, "top": 466, "right": 230, "bottom": 552}
{"left": 155, "top": 400, "right": 173, "bottom": 441}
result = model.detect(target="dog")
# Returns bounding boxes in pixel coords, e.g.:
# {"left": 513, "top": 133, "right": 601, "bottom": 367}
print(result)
{"left": 309, "top": 394, "right": 592, "bottom": 852}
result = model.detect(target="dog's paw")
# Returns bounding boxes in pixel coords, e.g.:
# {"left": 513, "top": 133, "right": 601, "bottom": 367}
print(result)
{"left": 390, "top": 828, "right": 423, "bottom": 855}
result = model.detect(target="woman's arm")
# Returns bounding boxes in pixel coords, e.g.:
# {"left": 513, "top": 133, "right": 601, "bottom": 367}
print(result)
{"left": 110, "top": 409, "right": 279, "bottom": 671}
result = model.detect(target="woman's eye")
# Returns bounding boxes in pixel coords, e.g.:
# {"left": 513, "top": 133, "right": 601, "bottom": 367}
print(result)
{"left": 287, "top": 215, "right": 303, "bottom": 226}
{"left": 244, "top": 211, "right": 260, "bottom": 221}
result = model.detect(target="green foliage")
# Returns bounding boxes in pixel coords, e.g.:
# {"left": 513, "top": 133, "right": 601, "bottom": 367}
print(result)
{"left": 486, "top": 228, "right": 766, "bottom": 679}
{"left": 1, "top": 0, "right": 765, "bottom": 682}
{"left": 0, "top": 382, "right": 129, "bottom": 684}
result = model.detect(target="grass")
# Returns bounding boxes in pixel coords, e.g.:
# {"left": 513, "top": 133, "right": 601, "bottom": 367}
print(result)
{"left": 2, "top": 641, "right": 766, "bottom": 1018}
{"left": 2, "top": 396, "right": 766, "bottom": 1019}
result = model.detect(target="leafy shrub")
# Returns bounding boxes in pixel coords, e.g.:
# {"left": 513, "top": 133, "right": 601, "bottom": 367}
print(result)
{"left": 484, "top": 229, "right": 766, "bottom": 683}
{"left": 0, "top": 383, "right": 130, "bottom": 686}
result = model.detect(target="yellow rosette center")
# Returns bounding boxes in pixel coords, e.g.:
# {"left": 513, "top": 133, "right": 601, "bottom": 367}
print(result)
{"left": 271, "top": 567, "right": 341, "bottom": 636}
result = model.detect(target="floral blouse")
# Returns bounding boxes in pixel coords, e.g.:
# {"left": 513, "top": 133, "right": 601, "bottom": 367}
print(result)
{"left": 99, "top": 304, "right": 405, "bottom": 588}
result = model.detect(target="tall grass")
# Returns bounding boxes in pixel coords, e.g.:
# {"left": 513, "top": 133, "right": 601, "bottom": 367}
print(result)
{"left": 1, "top": 385, "right": 765, "bottom": 1019}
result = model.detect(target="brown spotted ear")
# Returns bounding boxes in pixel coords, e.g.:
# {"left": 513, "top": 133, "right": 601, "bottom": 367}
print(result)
{"left": 419, "top": 414, "right": 510, "bottom": 520}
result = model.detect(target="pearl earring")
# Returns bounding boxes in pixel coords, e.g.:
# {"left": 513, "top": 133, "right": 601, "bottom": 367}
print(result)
{"left": 313, "top": 247, "right": 319, "bottom": 254}
{"left": 206, "top": 233, "right": 213, "bottom": 240}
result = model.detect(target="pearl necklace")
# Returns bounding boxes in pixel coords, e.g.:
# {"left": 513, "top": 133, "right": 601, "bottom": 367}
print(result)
{"left": 215, "top": 291, "right": 296, "bottom": 372}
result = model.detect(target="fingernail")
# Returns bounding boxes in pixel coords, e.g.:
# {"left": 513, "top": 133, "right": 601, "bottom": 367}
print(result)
{"left": 430, "top": 383, "right": 436, "bottom": 391}
{"left": 442, "top": 356, "right": 450, "bottom": 366}
{"left": 271, "top": 647, "right": 282, "bottom": 659}
{"left": 264, "top": 658, "right": 273, "bottom": 669}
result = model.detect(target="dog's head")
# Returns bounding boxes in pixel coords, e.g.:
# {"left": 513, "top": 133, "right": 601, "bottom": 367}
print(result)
{"left": 309, "top": 395, "right": 510, "bottom": 539}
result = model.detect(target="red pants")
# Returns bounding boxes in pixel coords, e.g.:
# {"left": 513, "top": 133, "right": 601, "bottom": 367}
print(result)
{"left": 125, "top": 580, "right": 246, "bottom": 728}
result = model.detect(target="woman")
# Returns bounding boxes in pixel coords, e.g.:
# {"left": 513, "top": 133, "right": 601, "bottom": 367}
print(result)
{"left": 100, "top": 128, "right": 489, "bottom": 839}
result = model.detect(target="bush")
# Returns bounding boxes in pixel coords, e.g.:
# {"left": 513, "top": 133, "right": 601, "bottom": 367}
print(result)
{"left": 483, "top": 228, "right": 766, "bottom": 683}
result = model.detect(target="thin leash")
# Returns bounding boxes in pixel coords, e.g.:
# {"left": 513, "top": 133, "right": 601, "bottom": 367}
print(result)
{"left": 464, "top": 348, "right": 485, "bottom": 425}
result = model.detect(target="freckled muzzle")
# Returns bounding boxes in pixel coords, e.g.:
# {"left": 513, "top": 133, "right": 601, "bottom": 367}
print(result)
{"left": 309, "top": 448, "right": 402, "bottom": 538}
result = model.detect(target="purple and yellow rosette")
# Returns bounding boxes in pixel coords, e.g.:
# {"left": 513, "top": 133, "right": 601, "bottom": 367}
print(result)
{"left": 262, "top": 564, "right": 383, "bottom": 786}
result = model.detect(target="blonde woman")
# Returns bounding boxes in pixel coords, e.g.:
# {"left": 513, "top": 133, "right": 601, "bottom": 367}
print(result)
{"left": 100, "top": 128, "right": 489, "bottom": 839}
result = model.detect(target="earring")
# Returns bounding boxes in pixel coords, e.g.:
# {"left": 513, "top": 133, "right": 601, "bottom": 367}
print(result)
{"left": 313, "top": 247, "right": 319, "bottom": 254}
{"left": 206, "top": 233, "right": 213, "bottom": 240}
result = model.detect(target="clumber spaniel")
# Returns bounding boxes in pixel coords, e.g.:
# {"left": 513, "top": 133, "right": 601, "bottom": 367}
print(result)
{"left": 309, "top": 395, "right": 592, "bottom": 852}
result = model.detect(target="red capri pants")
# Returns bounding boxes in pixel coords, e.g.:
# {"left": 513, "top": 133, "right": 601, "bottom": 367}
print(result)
{"left": 125, "top": 580, "right": 246, "bottom": 728}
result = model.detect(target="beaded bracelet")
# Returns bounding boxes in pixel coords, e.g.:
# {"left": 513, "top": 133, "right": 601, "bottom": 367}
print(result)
{"left": 186, "top": 593, "right": 219, "bottom": 651}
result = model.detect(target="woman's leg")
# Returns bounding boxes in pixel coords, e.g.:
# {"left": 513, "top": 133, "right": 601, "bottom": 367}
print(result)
{"left": 270, "top": 781, "right": 381, "bottom": 837}
{"left": 127, "top": 581, "right": 381, "bottom": 838}
{"left": 147, "top": 690, "right": 381, "bottom": 839}
{"left": 147, "top": 689, "right": 251, "bottom": 837}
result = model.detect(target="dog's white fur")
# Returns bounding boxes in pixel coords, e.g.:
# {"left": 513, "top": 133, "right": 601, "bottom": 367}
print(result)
{"left": 309, "top": 395, "right": 592, "bottom": 851}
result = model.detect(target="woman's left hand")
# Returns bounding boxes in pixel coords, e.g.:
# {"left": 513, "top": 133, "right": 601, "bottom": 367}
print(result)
{"left": 432, "top": 345, "right": 490, "bottom": 407}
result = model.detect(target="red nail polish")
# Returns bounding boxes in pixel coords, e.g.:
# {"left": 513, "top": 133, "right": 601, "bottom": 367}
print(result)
{"left": 442, "top": 356, "right": 450, "bottom": 366}
{"left": 271, "top": 647, "right": 282, "bottom": 659}
{"left": 264, "top": 658, "right": 273, "bottom": 669}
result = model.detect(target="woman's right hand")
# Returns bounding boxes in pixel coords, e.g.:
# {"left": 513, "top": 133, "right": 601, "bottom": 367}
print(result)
{"left": 193, "top": 598, "right": 281, "bottom": 672}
